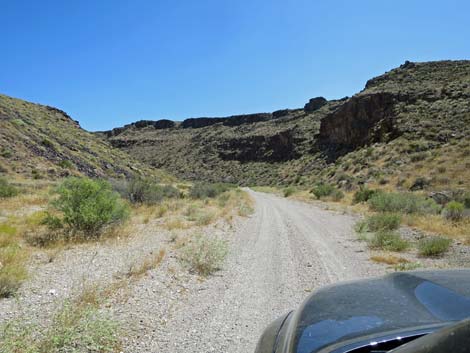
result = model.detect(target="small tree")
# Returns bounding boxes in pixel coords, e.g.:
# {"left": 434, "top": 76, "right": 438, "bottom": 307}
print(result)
{"left": 52, "top": 177, "right": 129, "bottom": 237}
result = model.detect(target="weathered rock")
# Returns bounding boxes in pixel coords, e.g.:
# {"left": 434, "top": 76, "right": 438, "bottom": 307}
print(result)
{"left": 428, "top": 191, "right": 452, "bottom": 205}
{"left": 217, "top": 130, "right": 299, "bottom": 162}
{"left": 410, "top": 177, "right": 431, "bottom": 191}
{"left": 181, "top": 113, "right": 272, "bottom": 129}
{"left": 304, "top": 97, "right": 327, "bottom": 112}
{"left": 319, "top": 93, "right": 399, "bottom": 149}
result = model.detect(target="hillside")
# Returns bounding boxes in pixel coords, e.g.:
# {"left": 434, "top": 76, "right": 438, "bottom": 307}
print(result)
{"left": 101, "top": 60, "right": 470, "bottom": 192}
{"left": 0, "top": 94, "right": 167, "bottom": 181}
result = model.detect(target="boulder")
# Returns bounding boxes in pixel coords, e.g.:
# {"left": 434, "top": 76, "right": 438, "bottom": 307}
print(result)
{"left": 304, "top": 97, "right": 327, "bottom": 112}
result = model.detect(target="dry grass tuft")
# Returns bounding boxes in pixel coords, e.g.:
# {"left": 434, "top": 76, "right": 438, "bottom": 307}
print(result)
{"left": 370, "top": 254, "right": 409, "bottom": 265}
{"left": 126, "top": 249, "right": 166, "bottom": 279}
{"left": 404, "top": 215, "right": 470, "bottom": 244}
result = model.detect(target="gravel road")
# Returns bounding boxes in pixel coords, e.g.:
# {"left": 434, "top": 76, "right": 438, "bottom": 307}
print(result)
{"left": 124, "top": 190, "right": 386, "bottom": 352}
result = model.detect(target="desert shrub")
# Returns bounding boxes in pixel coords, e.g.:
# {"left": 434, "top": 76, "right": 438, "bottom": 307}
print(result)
{"left": 114, "top": 178, "right": 180, "bottom": 205}
{"left": 311, "top": 183, "right": 335, "bottom": 199}
{"left": 409, "top": 152, "right": 428, "bottom": 162}
{"left": 0, "top": 300, "right": 121, "bottom": 353}
{"left": 41, "top": 213, "right": 63, "bottom": 230}
{"left": 464, "top": 197, "right": 470, "bottom": 209}
{"left": 332, "top": 189, "right": 345, "bottom": 201}
{"left": 353, "top": 187, "right": 379, "bottom": 204}
{"left": 443, "top": 201, "right": 464, "bottom": 222}
{"left": 189, "top": 183, "right": 233, "bottom": 199}
{"left": 0, "top": 223, "right": 27, "bottom": 298}
{"left": 41, "top": 138, "right": 55, "bottom": 149}
{"left": 51, "top": 177, "right": 129, "bottom": 236}
{"left": 57, "top": 160, "right": 73, "bottom": 169}
{"left": 0, "top": 148, "right": 12, "bottom": 159}
{"left": 368, "top": 231, "right": 409, "bottom": 252}
{"left": 354, "top": 219, "right": 369, "bottom": 234}
{"left": 0, "top": 178, "right": 18, "bottom": 198}
{"left": 366, "top": 213, "right": 402, "bottom": 232}
{"left": 283, "top": 186, "right": 296, "bottom": 197}
{"left": 418, "top": 236, "right": 452, "bottom": 256}
{"left": 368, "top": 192, "right": 440, "bottom": 215}
{"left": 0, "top": 246, "right": 27, "bottom": 298}
{"left": 179, "top": 234, "right": 228, "bottom": 276}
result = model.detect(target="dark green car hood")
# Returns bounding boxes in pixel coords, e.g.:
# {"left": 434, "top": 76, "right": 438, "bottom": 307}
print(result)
{"left": 274, "top": 270, "right": 470, "bottom": 353}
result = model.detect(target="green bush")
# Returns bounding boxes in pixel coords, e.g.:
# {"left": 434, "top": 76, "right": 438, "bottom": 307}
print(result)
{"left": 369, "top": 231, "right": 409, "bottom": 252}
{"left": 368, "top": 192, "right": 440, "bottom": 214}
{"left": 51, "top": 177, "right": 129, "bottom": 236}
{"left": 123, "top": 178, "right": 180, "bottom": 204}
{"left": 0, "top": 300, "right": 121, "bottom": 353}
{"left": 366, "top": 213, "right": 402, "bottom": 232}
{"left": 443, "top": 201, "right": 465, "bottom": 222}
{"left": 418, "top": 237, "right": 452, "bottom": 256}
{"left": 283, "top": 186, "right": 296, "bottom": 198}
{"left": 353, "top": 187, "right": 379, "bottom": 204}
{"left": 179, "top": 234, "right": 228, "bottom": 276}
{"left": 0, "top": 178, "right": 18, "bottom": 198}
{"left": 57, "top": 160, "right": 73, "bottom": 169}
{"left": 189, "top": 183, "right": 233, "bottom": 199}
{"left": 311, "top": 183, "right": 336, "bottom": 199}
{"left": 41, "top": 138, "right": 55, "bottom": 149}
{"left": 331, "top": 189, "right": 344, "bottom": 201}
{"left": 0, "top": 148, "right": 12, "bottom": 159}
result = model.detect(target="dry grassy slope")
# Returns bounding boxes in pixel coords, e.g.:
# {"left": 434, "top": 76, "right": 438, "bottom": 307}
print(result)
{"left": 103, "top": 60, "right": 470, "bottom": 192}
{"left": 0, "top": 94, "right": 171, "bottom": 181}
{"left": 103, "top": 101, "right": 344, "bottom": 185}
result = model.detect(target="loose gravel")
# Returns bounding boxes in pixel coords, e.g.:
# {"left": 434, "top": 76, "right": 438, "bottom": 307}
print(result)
{"left": 1, "top": 189, "right": 468, "bottom": 353}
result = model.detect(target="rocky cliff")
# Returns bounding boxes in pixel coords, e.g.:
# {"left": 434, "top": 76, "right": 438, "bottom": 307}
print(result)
{"left": 101, "top": 60, "right": 470, "bottom": 187}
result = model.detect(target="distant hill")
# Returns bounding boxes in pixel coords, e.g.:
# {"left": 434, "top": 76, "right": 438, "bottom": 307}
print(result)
{"left": 100, "top": 60, "right": 470, "bottom": 192}
{"left": 0, "top": 94, "right": 169, "bottom": 181}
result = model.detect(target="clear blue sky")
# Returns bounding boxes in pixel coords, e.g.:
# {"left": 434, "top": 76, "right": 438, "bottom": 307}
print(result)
{"left": 2, "top": 0, "right": 469, "bottom": 131}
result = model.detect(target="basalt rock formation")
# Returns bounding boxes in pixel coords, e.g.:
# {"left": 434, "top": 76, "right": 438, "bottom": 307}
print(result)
{"left": 101, "top": 60, "right": 470, "bottom": 187}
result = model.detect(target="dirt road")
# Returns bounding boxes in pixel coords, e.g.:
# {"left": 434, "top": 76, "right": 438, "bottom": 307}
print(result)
{"left": 0, "top": 190, "right": 387, "bottom": 353}
{"left": 139, "top": 190, "right": 386, "bottom": 352}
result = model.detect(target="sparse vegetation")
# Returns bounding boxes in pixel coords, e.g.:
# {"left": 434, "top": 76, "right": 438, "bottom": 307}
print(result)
{"left": 0, "top": 223, "right": 27, "bottom": 298}
{"left": 0, "top": 295, "right": 121, "bottom": 353}
{"left": 418, "top": 236, "right": 452, "bottom": 256}
{"left": 118, "top": 177, "right": 180, "bottom": 205}
{"left": 179, "top": 234, "right": 228, "bottom": 276}
{"left": 189, "top": 183, "right": 234, "bottom": 199}
{"left": 283, "top": 186, "right": 296, "bottom": 197}
{"left": 127, "top": 249, "right": 166, "bottom": 279}
{"left": 310, "top": 183, "right": 343, "bottom": 201}
{"left": 443, "top": 201, "right": 465, "bottom": 222}
{"left": 353, "top": 187, "right": 378, "bottom": 204}
{"left": 311, "top": 183, "right": 335, "bottom": 199}
{"left": 368, "top": 192, "right": 440, "bottom": 215}
{"left": 365, "top": 213, "right": 402, "bottom": 232}
{"left": 368, "top": 231, "right": 409, "bottom": 252}
{"left": 0, "top": 178, "right": 18, "bottom": 198}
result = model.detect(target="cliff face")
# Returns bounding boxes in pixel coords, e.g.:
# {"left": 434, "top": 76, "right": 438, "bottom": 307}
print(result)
{"left": 318, "top": 60, "right": 470, "bottom": 152}
{"left": 319, "top": 93, "right": 398, "bottom": 149}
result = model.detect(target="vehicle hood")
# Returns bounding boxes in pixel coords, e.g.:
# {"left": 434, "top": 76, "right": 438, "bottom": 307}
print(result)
{"left": 278, "top": 269, "right": 470, "bottom": 353}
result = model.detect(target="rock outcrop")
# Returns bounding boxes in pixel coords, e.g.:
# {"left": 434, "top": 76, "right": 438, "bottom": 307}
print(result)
{"left": 217, "top": 130, "right": 299, "bottom": 162}
{"left": 319, "top": 93, "right": 399, "bottom": 149}
{"left": 304, "top": 97, "right": 327, "bottom": 112}
{"left": 103, "top": 119, "right": 176, "bottom": 137}
{"left": 181, "top": 113, "right": 272, "bottom": 129}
